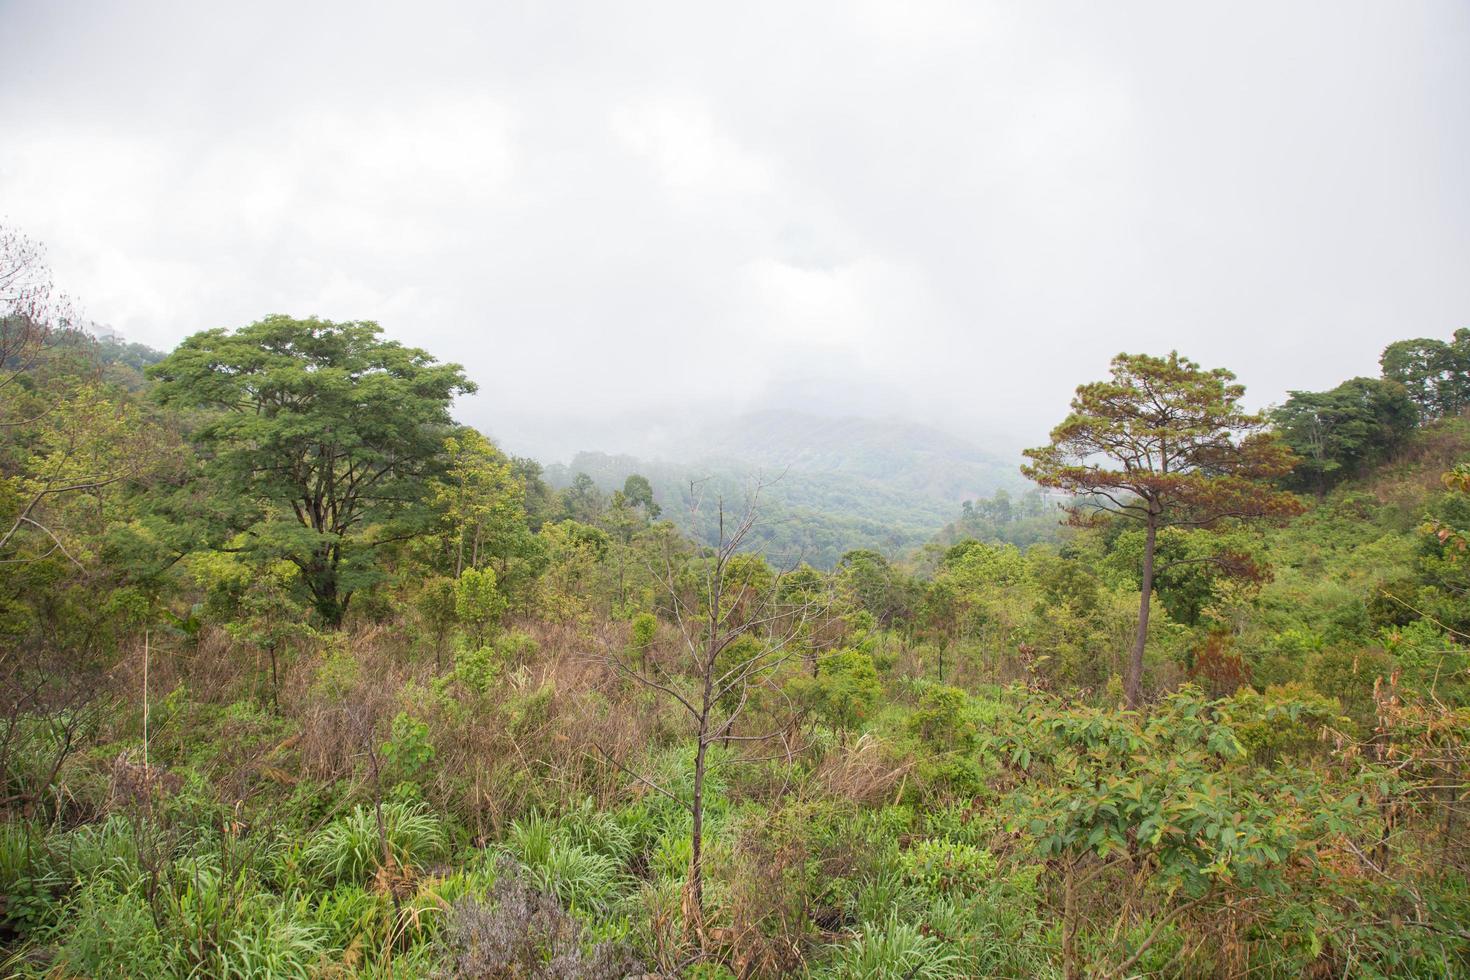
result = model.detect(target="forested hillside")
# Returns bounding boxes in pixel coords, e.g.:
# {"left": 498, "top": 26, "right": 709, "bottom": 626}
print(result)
{"left": 543, "top": 413, "right": 1020, "bottom": 568}
{"left": 3, "top": 224, "right": 1470, "bottom": 978}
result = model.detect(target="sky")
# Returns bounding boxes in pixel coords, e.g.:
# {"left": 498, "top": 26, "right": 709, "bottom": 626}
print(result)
{"left": 2, "top": 1, "right": 1468, "bottom": 462}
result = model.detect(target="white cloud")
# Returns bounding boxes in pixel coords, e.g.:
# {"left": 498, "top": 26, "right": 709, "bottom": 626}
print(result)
{"left": 610, "top": 97, "right": 773, "bottom": 205}
{"left": 0, "top": 0, "right": 1466, "bottom": 460}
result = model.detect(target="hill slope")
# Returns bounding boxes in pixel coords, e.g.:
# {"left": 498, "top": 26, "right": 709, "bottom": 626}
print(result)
{"left": 545, "top": 411, "right": 1022, "bottom": 566}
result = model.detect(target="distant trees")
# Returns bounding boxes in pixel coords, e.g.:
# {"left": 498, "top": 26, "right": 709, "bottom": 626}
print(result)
{"left": 560, "top": 472, "right": 605, "bottom": 523}
{"left": 945, "top": 487, "right": 1061, "bottom": 551}
{"left": 1380, "top": 328, "right": 1470, "bottom": 421}
{"left": 621, "top": 473, "right": 660, "bottom": 519}
{"left": 1024, "top": 352, "right": 1302, "bottom": 709}
{"left": 1271, "top": 377, "right": 1418, "bottom": 495}
{"left": 1269, "top": 328, "right": 1468, "bottom": 494}
{"left": 836, "top": 549, "right": 918, "bottom": 627}
{"left": 150, "top": 315, "right": 474, "bottom": 625}
{"left": 1, "top": 223, "right": 74, "bottom": 391}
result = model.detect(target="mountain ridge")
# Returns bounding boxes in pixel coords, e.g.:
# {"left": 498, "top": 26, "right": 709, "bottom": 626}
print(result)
{"left": 543, "top": 410, "right": 1024, "bottom": 566}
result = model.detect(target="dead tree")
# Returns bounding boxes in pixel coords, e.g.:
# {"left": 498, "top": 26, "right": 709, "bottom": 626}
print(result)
{"left": 603, "top": 480, "right": 831, "bottom": 945}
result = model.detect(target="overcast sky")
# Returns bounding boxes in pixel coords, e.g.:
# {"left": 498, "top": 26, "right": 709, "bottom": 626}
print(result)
{"left": 3, "top": 1, "right": 1468, "bottom": 461}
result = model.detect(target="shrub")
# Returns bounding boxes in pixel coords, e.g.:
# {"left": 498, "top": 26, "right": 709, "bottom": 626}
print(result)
{"left": 304, "top": 801, "right": 446, "bottom": 886}
{"left": 455, "top": 567, "right": 507, "bottom": 649}
{"left": 820, "top": 909, "right": 963, "bottom": 979}
{"left": 789, "top": 649, "right": 884, "bottom": 735}
{"left": 906, "top": 684, "right": 978, "bottom": 752}
{"left": 1224, "top": 683, "right": 1345, "bottom": 762}
{"left": 381, "top": 710, "right": 437, "bottom": 787}
{"left": 434, "top": 860, "right": 642, "bottom": 979}
{"left": 451, "top": 640, "right": 501, "bottom": 695}
{"left": 628, "top": 612, "right": 657, "bottom": 671}
{"left": 55, "top": 879, "right": 169, "bottom": 978}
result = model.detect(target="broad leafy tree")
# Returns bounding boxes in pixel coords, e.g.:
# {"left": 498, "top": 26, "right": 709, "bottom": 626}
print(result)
{"left": 1379, "top": 328, "right": 1469, "bottom": 421}
{"left": 621, "top": 473, "right": 661, "bottom": 519}
{"left": 149, "top": 315, "right": 474, "bottom": 625}
{"left": 1023, "top": 352, "right": 1301, "bottom": 708}
{"left": 1272, "top": 377, "right": 1418, "bottom": 495}
{"left": 431, "top": 427, "right": 534, "bottom": 581}
{"left": 560, "top": 472, "right": 605, "bottom": 523}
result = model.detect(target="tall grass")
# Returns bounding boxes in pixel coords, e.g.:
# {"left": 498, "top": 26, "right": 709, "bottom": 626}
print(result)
{"left": 304, "top": 801, "right": 446, "bottom": 885}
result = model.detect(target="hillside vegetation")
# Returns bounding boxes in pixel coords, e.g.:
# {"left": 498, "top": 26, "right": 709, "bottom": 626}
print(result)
{"left": 3, "top": 227, "right": 1470, "bottom": 978}
{"left": 543, "top": 412, "right": 1021, "bottom": 568}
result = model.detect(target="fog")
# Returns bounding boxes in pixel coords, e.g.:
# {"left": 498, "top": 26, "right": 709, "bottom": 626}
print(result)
{"left": 3, "top": 1, "right": 1467, "bottom": 461}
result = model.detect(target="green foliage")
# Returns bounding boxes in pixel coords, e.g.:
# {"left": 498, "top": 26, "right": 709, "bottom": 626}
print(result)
{"left": 416, "top": 574, "right": 459, "bottom": 665}
{"left": 431, "top": 428, "right": 541, "bottom": 604}
{"left": 820, "top": 909, "right": 964, "bottom": 979}
{"left": 149, "top": 314, "right": 474, "bottom": 624}
{"left": 907, "top": 684, "right": 979, "bottom": 752}
{"left": 1307, "top": 643, "right": 1393, "bottom": 723}
{"left": 789, "top": 649, "right": 883, "bottom": 734}
{"left": 1272, "top": 376, "right": 1418, "bottom": 494}
{"left": 627, "top": 611, "right": 657, "bottom": 672}
{"left": 304, "top": 801, "right": 446, "bottom": 886}
{"left": 454, "top": 565, "right": 507, "bottom": 648}
{"left": 1223, "top": 683, "right": 1345, "bottom": 762}
{"left": 991, "top": 687, "right": 1365, "bottom": 898}
{"left": 381, "top": 711, "right": 437, "bottom": 787}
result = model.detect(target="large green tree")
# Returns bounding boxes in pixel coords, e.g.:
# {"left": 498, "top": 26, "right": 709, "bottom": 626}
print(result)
{"left": 149, "top": 315, "right": 474, "bottom": 624}
{"left": 1271, "top": 377, "right": 1417, "bottom": 495}
{"left": 1379, "top": 328, "right": 1470, "bottom": 421}
{"left": 1023, "top": 352, "right": 1301, "bottom": 708}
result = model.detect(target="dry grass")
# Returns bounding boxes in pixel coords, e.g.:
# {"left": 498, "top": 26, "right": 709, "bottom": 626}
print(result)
{"left": 810, "top": 733, "right": 911, "bottom": 807}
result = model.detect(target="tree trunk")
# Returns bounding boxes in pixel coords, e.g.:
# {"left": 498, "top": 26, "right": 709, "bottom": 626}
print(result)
{"left": 308, "top": 554, "right": 346, "bottom": 627}
{"left": 268, "top": 642, "right": 279, "bottom": 714}
{"left": 1127, "top": 511, "right": 1158, "bottom": 710}
{"left": 686, "top": 736, "right": 708, "bottom": 936}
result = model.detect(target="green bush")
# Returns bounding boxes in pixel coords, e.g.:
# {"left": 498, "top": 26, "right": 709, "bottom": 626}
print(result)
{"left": 304, "top": 801, "right": 446, "bottom": 886}
{"left": 55, "top": 879, "right": 169, "bottom": 978}
{"left": 820, "top": 909, "right": 963, "bottom": 979}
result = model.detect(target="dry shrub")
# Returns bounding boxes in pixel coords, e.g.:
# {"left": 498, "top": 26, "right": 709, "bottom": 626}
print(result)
{"left": 1189, "top": 632, "right": 1251, "bottom": 698}
{"left": 1366, "top": 418, "right": 1470, "bottom": 509}
{"left": 108, "top": 751, "right": 182, "bottom": 808}
{"left": 810, "top": 734, "right": 910, "bottom": 807}
{"left": 714, "top": 795, "right": 896, "bottom": 978}
{"left": 178, "top": 627, "right": 255, "bottom": 704}
{"left": 289, "top": 629, "right": 415, "bottom": 782}
{"left": 434, "top": 859, "right": 643, "bottom": 979}
{"left": 421, "top": 620, "right": 682, "bottom": 840}
{"left": 715, "top": 808, "right": 821, "bottom": 978}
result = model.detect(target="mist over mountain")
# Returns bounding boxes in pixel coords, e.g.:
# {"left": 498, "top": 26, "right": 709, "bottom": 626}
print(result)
{"left": 543, "top": 410, "right": 1023, "bottom": 566}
